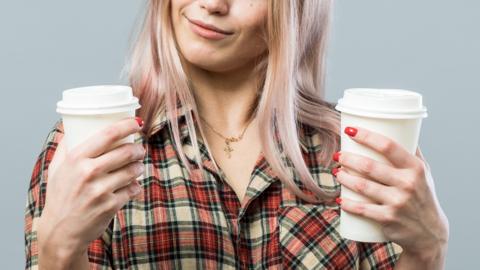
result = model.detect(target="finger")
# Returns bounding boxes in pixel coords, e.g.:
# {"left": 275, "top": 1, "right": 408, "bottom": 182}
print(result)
{"left": 102, "top": 161, "right": 145, "bottom": 192}
{"left": 113, "top": 181, "right": 143, "bottom": 208}
{"left": 339, "top": 197, "right": 393, "bottom": 225}
{"left": 336, "top": 169, "right": 393, "bottom": 204}
{"left": 72, "top": 117, "right": 142, "bottom": 159}
{"left": 94, "top": 143, "right": 145, "bottom": 174}
{"left": 344, "top": 126, "right": 417, "bottom": 168}
{"left": 337, "top": 151, "right": 400, "bottom": 187}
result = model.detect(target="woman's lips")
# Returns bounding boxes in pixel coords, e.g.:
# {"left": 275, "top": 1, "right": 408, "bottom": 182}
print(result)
{"left": 186, "top": 17, "right": 233, "bottom": 40}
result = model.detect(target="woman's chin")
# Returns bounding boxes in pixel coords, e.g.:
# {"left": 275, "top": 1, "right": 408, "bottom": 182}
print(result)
{"left": 184, "top": 57, "right": 237, "bottom": 73}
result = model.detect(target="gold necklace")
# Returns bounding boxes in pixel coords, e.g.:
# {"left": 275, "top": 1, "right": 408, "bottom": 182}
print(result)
{"left": 199, "top": 114, "right": 255, "bottom": 159}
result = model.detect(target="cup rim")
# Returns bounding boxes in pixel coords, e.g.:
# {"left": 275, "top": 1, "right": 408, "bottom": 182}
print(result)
{"left": 335, "top": 102, "right": 428, "bottom": 119}
{"left": 56, "top": 97, "right": 141, "bottom": 115}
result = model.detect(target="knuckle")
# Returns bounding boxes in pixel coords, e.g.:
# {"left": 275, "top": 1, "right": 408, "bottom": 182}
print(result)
{"left": 382, "top": 209, "right": 397, "bottom": 224}
{"left": 101, "top": 198, "right": 119, "bottom": 215}
{"left": 355, "top": 203, "right": 366, "bottom": 216}
{"left": 104, "top": 126, "right": 121, "bottom": 142}
{"left": 121, "top": 146, "right": 136, "bottom": 161}
{"left": 78, "top": 162, "right": 96, "bottom": 181}
{"left": 107, "top": 198, "right": 121, "bottom": 212}
{"left": 402, "top": 178, "right": 416, "bottom": 193}
{"left": 359, "top": 159, "right": 375, "bottom": 174}
{"left": 379, "top": 140, "right": 395, "bottom": 155}
{"left": 354, "top": 179, "right": 368, "bottom": 193}
{"left": 88, "top": 183, "right": 108, "bottom": 200}
{"left": 390, "top": 194, "right": 406, "bottom": 209}
{"left": 414, "top": 162, "right": 426, "bottom": 177}
{"left": 89, "top": 162, "right": 103, "bottom": 177}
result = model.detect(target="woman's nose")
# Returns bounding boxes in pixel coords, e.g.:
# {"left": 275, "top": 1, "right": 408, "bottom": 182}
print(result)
{"left": 198, "top": 0, "right": 229, "bottom": 15}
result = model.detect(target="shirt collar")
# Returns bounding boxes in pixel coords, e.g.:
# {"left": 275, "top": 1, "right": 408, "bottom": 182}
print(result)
{"left": 151, "top": 102, "right": 193, "bottom": 142}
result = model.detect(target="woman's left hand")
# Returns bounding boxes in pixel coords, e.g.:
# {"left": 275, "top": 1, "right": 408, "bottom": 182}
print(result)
{"left": 333, "top": 126, "right": 449, "bottom": 264}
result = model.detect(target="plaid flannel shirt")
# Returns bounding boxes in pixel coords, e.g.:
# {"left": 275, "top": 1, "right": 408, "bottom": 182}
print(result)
{"left": 25, "top": 105, "right": 402, "bottom": 269}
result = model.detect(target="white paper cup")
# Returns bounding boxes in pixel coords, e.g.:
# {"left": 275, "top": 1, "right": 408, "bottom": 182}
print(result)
{"left": 56, "top": 85, "right": 141, "bottom": 152}
{"left": 335, "top": 88, "right": 428, "bottom": 242}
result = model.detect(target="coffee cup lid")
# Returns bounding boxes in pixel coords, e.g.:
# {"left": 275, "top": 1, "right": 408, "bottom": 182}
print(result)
{"left": 335, "top": 88, "right": 428, "bottom": 119}
{"left": 56, "top": 85, "right": 141, "bottom": 115}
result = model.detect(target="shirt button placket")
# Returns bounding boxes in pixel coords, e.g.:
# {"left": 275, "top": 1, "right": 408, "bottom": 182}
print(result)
{"left": 237, "top": 219, "right": 248, "bottom": 269}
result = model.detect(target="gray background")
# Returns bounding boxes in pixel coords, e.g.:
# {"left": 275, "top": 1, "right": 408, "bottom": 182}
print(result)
{"left": 0, "top": 0, "right": 477, "bottom": 268}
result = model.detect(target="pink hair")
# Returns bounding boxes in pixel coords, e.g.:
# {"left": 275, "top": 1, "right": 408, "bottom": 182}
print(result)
{"left": 123, "top": 0, "right": 340, "bottom": 203}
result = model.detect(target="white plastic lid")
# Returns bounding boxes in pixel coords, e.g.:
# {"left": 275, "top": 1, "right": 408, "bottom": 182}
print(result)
{"left": 56, "top": 85, "right": 141, "bottom": 115}
{"left": 335, "top": 88, "right": 428, "bottom": 119}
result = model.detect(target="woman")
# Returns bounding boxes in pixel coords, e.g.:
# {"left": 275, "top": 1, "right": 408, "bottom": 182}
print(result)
{"left": 25, "top": 0, "right": 449, "bottom": 269}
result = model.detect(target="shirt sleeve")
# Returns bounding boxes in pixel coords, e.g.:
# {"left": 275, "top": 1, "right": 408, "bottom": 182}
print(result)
{"left": 358, "top": 241, "right": 403, "bottom": 269}
{"left": 24, "top": 119, "right": 114, "bottom": 269}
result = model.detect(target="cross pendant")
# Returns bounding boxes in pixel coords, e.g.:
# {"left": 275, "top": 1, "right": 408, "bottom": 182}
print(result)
{"left": 224, "top": 141, "right": 234, "bottom": 158}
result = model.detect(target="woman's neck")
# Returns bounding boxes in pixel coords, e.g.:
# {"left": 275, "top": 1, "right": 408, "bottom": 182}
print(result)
{"left": 187, "top": 62, "right": 261, "bottom": 134}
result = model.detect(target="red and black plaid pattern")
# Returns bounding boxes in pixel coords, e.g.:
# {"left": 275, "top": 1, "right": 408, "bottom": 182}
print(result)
{"left": 25, "top": 106, "right": 402, "bottom": 269}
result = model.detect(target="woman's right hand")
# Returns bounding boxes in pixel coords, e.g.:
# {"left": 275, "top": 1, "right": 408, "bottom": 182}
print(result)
{"left": 37, "top": 117, "right": 146, "bottom": 267}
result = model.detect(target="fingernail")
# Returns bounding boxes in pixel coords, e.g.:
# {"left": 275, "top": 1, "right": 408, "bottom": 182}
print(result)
{"left": 331, "top": 167, "right": 340, "bottom": 177}
{"left": 135, "top": 117, "right": 144, "bottom": 128}
{"left": 333, "top": 152, "right": 341, "bottom": 162}
{"left": 344, "top": 127, "right": 358, "bottom": 137}
{"left": 335, "top": 197, "right": 342, "bottom": 205}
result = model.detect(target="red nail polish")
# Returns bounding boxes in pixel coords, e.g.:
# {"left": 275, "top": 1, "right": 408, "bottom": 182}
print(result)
{"left": 331, "top": 167, "right": 339, "bottom": 177}
{"left": 335, "top": 197, "right": 342, "bottom": 205}
{"left": 333, "top": 152, "right": 341, "bottom": 162}
{"left": 345, "top": 127, "right": 358, "bottom": 137}
{"left": 135, "top": 117, "right": 144, "bottom": 127}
